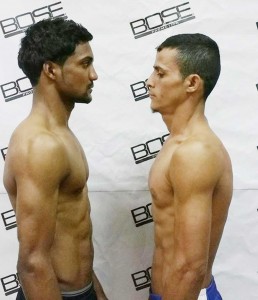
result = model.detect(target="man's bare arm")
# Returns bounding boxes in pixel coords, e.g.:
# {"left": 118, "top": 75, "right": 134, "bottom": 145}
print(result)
{"left": 14, "top": 134, "right": 68, "bottom": 300}
{"left": 162, "top": 142, "right": 222, "bottom": 300}
{"left": 92, "top": 271, "right": 108, "bottom": 300}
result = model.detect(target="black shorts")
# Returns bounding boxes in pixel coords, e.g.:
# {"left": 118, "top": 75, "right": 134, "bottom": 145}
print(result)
{"left": 16, "top": 283, "right": 97, "bottom": 300}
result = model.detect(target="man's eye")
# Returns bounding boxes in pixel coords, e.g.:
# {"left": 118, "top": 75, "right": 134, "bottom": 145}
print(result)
{"left": 82, "top": 60, "right": 91, "bottom": 67}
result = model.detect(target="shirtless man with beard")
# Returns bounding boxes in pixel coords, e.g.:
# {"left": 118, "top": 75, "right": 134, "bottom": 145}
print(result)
{"left": 4, "top": 18, "right": 107, "bottom": 300}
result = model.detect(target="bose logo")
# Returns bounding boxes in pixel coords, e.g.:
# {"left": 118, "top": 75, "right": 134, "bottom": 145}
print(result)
{"left": 130, "top": 2, "right": 195, "bottom": 39}
{"left": 0, "top": 2, "right": 66, "bottom": 38}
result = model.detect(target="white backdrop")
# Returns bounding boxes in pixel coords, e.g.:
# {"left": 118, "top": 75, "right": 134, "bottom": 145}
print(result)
{"left": 0, "top": 0, "right": 258, "bottom": 299}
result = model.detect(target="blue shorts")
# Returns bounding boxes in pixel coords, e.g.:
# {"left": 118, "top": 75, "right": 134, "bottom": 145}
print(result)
{"left": 149, "top": 276, "right": 222, "bottom": 300}
{"left": 198, "top": 276, "right": 222, "bottom": 300}
{"left": 16, "top": 282, "right": 97, "bottom": 300}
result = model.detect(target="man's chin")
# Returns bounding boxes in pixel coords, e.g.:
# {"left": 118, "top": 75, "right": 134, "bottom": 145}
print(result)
{"left": 150, "top": 106, "right": 159, "bottom": 113}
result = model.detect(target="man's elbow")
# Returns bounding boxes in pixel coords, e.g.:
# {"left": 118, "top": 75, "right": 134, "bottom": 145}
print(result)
{"left": 176, "top": 259, "right": 207, "bottom": 285}
{"left": 17, "top": 251, "right": 49, "bottom": 278}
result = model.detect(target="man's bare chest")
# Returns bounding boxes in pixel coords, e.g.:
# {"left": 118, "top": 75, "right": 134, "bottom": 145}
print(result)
{"left": 60, "top": 135, "right": 89, "bottom": 193}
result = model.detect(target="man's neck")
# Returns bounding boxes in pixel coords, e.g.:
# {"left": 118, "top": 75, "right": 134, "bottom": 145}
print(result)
{"left": 31, "top": 85, "right": 74, "bottom": 128}
{"left": 161, "top": 97, "right": 207, "bottom": 138}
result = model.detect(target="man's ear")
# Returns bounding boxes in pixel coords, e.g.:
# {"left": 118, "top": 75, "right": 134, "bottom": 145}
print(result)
{"left": 185, "top": 74, "right": 202, "bottom": 93}
{"left": 42, "top": 61, "right": 59, "bottom": 81}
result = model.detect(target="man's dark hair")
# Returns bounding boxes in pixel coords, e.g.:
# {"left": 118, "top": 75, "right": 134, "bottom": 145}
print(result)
{"left": 157, "top": 33, "right": 221, "bottom": 100}
{"left": 18, "top": 18, "right": 93, "bottom": 86}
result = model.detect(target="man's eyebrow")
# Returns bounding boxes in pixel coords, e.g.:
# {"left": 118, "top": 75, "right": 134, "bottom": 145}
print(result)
{"left": 153, "top": 65, "right": 165, "bottom": 72}
{"left": 80, "top": 56, "right": 93, "bottom": 63}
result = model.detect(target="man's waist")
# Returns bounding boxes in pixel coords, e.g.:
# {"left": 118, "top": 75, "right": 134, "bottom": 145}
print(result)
{"left": 61, "top": 281, "right": 93, "bottom": 297}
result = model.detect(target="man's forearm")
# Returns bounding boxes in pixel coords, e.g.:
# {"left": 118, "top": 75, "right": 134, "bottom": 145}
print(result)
{"left": 162, "top": 269, "right": 205, "bottom": 300}
{"left": 18, "top": 264, "right": 62, "bottom": 300}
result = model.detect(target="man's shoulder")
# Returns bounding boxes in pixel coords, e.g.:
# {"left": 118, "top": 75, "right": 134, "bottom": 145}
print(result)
{"left": 169, "top": 133, "right": 232, "bottom": 190}
{"left": 171, "top": 134, "right": 228, "bottom": 177}
{"left": 174, "top": 138, "right": 211, "bottom": 159}
{"left": 157, "top": 133, "right": 222, "bottom": 171}
{"left": 7, "top": 122, "right": 67, "bottom": 169}
{"left": 13, "top": 126, "right": 62, "bottom": 151}
{"left": 175, "top": 132, "right": 225, "bottom": 160}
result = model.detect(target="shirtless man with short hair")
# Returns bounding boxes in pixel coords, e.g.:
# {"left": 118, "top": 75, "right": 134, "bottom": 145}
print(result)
{"left": 146, "top": 34, "right": 233, "bottom": 300}
{"left": 3, "top": 18, "right": 107, "bottom": 300}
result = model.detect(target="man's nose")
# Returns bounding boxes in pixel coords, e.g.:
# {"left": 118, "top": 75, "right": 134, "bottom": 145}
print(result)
{"left": 146, "top": 76, "right": 153, "bottom": 90}
{"left": 90, "top": 66, "right": 98, "bottom": 81}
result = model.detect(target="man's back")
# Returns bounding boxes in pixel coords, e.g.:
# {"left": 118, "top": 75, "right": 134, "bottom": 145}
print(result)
{"left": 3, "top": 113, "right": 93, "bottom": 292}
{"left": 148, "top": 121, "right": 232, "bottom": 297}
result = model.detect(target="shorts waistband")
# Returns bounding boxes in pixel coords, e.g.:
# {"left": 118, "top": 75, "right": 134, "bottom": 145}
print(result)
{"left": 61, "top": 282, "right": 93, "bottom": 297}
